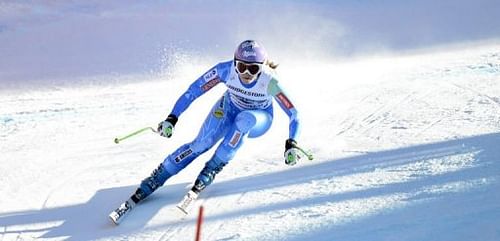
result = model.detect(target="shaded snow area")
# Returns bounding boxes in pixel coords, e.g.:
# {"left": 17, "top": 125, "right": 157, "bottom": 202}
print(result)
{"left": 1, "top": 1, "right": 500, "bottom": 241}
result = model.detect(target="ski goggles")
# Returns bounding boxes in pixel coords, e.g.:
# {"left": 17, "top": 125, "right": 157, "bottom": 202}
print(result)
{"left": 235, "top": 60, "right": 262, "bottom": 75}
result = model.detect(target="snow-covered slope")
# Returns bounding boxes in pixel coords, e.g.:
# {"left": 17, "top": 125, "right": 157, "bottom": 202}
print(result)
{"left": 1, "top": 1, "right": 500, "bottom": 241}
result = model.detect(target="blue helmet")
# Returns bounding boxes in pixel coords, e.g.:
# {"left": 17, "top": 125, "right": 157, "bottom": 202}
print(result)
{"left": 234, "top": 40, "right": 268, "bottom": 64}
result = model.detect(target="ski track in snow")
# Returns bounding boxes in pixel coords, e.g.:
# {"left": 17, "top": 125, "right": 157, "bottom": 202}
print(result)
{"left": 1, "top": 1, "right": 500, "bottom": 239}
{"left": 2, "top": 43, "right": 499, "bottom": 241}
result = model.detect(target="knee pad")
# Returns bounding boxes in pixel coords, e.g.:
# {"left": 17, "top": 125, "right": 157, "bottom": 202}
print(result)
{"left": 235, "top": 110, "right": 272, "bottom": 138}
{"left": 235, "top": 111, "right": 257, "bottom": 133}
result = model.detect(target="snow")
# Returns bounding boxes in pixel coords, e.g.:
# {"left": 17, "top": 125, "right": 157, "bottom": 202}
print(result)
{"left": 1, "top": 1, "right": 500, "bottom": 241}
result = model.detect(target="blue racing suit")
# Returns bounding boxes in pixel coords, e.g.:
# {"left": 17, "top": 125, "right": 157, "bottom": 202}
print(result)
{"left": 136, "top": 60, "right": 300, "bottom": 199}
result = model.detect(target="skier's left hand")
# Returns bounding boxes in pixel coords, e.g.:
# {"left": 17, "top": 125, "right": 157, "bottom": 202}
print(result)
{"left": 284, "top": 138, "right": 300, "bottom": 166}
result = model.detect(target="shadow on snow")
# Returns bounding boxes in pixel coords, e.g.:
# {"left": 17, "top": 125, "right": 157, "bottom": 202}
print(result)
{"left": 0, "top": 133, "right": 499, "bottom": 240}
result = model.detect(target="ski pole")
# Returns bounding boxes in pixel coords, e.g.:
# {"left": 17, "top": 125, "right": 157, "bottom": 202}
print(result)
{"left": 114, "top": 127, "right": 157, "bottom": 144}
{"left": 295, "top": 145, "right": 314, "bottom": 161}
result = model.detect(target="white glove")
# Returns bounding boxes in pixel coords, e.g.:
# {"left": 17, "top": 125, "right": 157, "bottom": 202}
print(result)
{"left": 284, "top": 148, "right": 300, "bottom": 166}
{"left": 284, "top": 138, "right": 300, "bottom": 166}
{"left": 157, "top": 114, "right": 177, "bottom": 138}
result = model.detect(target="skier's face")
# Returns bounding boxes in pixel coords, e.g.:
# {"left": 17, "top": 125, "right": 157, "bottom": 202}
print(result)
{"left": 238, "top": 71, "right": 257, "bottom": 84}
{"left": 235, "top": 60, "right": 261, "bottom": 84}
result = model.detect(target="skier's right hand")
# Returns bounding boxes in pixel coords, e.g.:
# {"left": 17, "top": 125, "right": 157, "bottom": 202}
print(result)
{"left": 158, "top": 114, "right": 178, "bottom": 138}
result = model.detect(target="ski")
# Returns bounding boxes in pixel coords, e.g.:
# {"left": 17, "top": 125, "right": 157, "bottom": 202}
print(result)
{"left": 176, "top": 190, "right": 199, "bottom": 215}
{"left": 109, "top": 188, "right": 201, "bottom": 224}
{"left": 109, "top": 198, "right": 136, "bottom": 225}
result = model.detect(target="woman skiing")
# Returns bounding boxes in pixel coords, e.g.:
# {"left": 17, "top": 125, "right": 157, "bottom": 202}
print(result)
{"left": 110, "top": 40, "right": 304, "bottom": 224}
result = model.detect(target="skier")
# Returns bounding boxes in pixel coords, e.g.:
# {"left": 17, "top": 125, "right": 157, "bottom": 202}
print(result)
{"left": 110, "top": 40, "right": 303, "bottom": 224}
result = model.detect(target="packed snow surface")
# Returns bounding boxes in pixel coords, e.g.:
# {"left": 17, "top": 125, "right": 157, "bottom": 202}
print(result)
{"left": 1, "top": 1, "right": 499, "bottom": 240}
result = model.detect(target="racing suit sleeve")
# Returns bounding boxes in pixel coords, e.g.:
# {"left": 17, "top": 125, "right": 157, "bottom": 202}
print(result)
{"left": 169, "top": 63, "right": 227, "bottom": 118}
{"left": 268, "top": 78, "right": 301, "bottom": 140}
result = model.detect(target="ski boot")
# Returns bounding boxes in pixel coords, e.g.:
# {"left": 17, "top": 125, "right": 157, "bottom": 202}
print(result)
{"left": 109, "top": 163, "right": 171, "bottom": 225}
{"left": 176, "top": 157, "right": 226, "bottom": 214}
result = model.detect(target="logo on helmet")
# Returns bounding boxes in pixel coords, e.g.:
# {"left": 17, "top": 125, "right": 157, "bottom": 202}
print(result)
{"left": 241, "top": 41, "right": 259, "bottom": 49}
{"left": 235, "top": 40, "right": 267, "bottom": 64}
{"left": 242, "top": 50, "right": 257, "bottom": 58}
